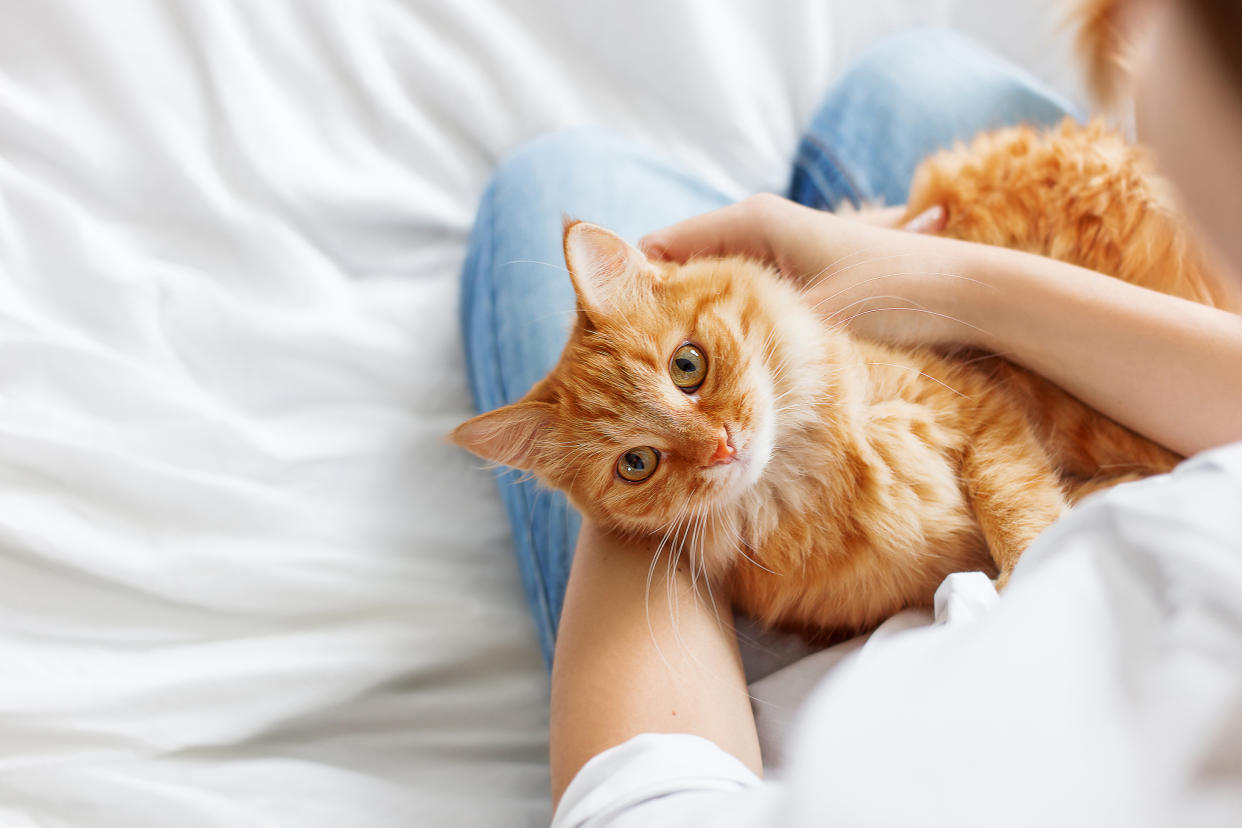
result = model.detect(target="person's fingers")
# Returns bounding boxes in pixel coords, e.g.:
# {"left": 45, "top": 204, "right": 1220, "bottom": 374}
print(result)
{"left": 901, "top": 204, "right": 947, "bottom": 234}
{"left": 639, "top": 196, "right": 780, "bottom": 263}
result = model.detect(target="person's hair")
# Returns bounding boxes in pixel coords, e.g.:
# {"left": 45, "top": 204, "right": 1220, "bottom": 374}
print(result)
{"left": 1185, "top": 0, "right": 1242, "bottom": 95}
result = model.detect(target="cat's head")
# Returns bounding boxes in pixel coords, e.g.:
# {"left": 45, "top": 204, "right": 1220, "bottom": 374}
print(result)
{"left": 451, "top": 221, "right": 824, "bottom": 536}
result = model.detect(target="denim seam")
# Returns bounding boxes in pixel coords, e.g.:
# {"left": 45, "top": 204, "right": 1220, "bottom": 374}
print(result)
{"left": 484, "top": 190, "right": 557, "bottom": 663}
{"left": 794, "top": 130, "right": 866, "bottom": 208}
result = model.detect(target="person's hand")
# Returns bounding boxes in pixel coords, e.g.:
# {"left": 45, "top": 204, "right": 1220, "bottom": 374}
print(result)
{"left": 639, "top": 194, "right": 988, "bottom": 348}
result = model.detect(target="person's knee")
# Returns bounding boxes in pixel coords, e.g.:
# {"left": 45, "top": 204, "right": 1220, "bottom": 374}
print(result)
{"left": 474, "top": 125, "right": 711, "bottom": 255}
{"left": 483, "top": 126, "right": 635, "bottom": 208}
{"left": 793, "top": 27, "right": 1075, "bottom": 207}
{"left": 466, "top": 128, "right": 620, "bottom": 290}
{"left": 851, "top": 28, "right": 988, "bottom": 85}
{"left": 837, "top": 27, "right": 1071, "bottom": 125}
{"left": 463, "top": 127, "right": 638, "bottom": 339}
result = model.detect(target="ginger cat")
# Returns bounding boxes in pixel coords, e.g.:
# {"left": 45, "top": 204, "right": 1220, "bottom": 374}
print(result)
{"left": 452, "top": 119, "right": 1222, "bottom": 639}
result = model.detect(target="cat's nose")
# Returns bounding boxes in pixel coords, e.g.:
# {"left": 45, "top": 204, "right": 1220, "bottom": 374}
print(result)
{"left": 706, "top": 426, "right": 735, "bottom": 466}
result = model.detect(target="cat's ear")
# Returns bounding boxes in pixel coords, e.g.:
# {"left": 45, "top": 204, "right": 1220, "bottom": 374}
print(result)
{"left": 450, "top": 400, "right": 553, "bottom": 471}
{"left": 563, "top": 220, "right": 652, "bottom": 316}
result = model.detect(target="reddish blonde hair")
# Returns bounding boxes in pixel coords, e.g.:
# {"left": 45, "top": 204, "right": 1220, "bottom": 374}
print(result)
{"left": 1186, "top": 0, "right": 1242, "bottom": 98}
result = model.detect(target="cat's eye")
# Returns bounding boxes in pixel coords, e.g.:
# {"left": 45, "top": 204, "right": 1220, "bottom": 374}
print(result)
{"left": 616, "top": 447, "right": 659, "bottom": 482}
{"left": 669, "top": 343, "right": 707, "bottom": 391}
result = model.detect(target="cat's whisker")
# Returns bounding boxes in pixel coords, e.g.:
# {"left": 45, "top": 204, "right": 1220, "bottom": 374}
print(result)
{"left": 667, "top": 510, "right": 708, "bottom": 663}
{"left": 680, "top": 508, "right": 725, "bottom": 670}
{"left": 664, "top": 508, "right": 690, "bottom": 641}
{"left": 734, "top": 537, "right": 780, "bottom": 576}
{"left": 798, "top": 252, "right": 966, "bottom": 300}
{"left": 817, "top": 290, "right": 934, "bottom": 325}
{"left": 688, "top": 511, "right": 701, "bottom": 595}
{"left": 758, "top": 326, "right": 779, "bottom": 359}
{"left": 706, "top": 505, "right": 751, "bottom": 647}
{"left": 795, "top": 247, "right": 903, "bottom": 296}
{"left": 769, "top": 367, "right": 796, "bottom": 398}
{"left": 668, "top": 506, "right": 768, "bottom": 691}
{"left": 501, "top": 258, "right": 571, "bottom": 276}
{"left": 795, "top": 247, "right": 877, "bottom": 292}
{"left": 698, "top": 535, "right": 725, "bottom": 637}
{"left": 797, "top": 251, "right": 904, "bottom": 296}
{"left": 770, "top": 394, "right": 799, "bottom": 412}
{"left": 807, "top": 268, "right": 930, "bottom": 311}
{"left": 706, "top": 506, "right": 720, "bottom": 577}
{"left": 690, "top": 511, "right": 700, "bottom": 595}
{"left": 647, "top": 500, "right": 690, "bottom": 671}
{"left": 808, "top": 270, "right": 998, "bottom": 315}
{"left": 865, "top": 361, "right": 972, "bottom": 399}
{"left": 693, "top": 509, "right": 738, "bottom": 659}
{"left": 769, "top": 357, "right": 801, "bottom": 400}
{"left": 957, "top": 349, "right": 1017, "bottom": 366}
{"left": 759, "top": 319, "right": 785, "bottom": 356}
{"left": 567, "top": 463, "right": 588, "bottom": 491}
{"left": 685, "top": 244, "right": 717, "bottom": 262}
{"left": 708, "top": 494, "right": 780, "bottom": 579}
{"left": 824, "top": 298, "right": 995, "bottom": 341}
{"left": 710, "top": 509, "right": 790, "bottom": 671}
{"left": 488, "top": 465, "right": 540, "bottom": 485}
{"left": 696, "top": 510, "right": 709, "bottom": 574}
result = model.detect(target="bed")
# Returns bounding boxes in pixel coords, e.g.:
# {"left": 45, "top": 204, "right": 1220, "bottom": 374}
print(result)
{"left": 0, "top": 2, "right": 1084, "bottom": 825}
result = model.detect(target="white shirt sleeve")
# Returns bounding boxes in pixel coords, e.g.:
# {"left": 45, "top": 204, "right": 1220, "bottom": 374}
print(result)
{"left": 551, "top": 733, "right": 777, "bottom": 828}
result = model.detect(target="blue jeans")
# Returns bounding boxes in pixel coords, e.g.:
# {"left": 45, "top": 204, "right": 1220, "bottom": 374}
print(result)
{"left": 460, "top": 29, "right": 1077, "bottom": 668}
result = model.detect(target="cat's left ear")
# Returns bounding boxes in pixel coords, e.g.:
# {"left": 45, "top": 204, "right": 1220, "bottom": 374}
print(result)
{"left": 449, "top": 400, "right": 553, "bottom": 472}
{"left": 563, "top": 220, "right": 653, "bottom": 316}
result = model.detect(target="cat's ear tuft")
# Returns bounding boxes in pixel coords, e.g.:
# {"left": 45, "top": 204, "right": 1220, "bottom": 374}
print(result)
{"left": 563, "top": 220, "right": 651, "bottom": 315}
{"left": 450, "top": 401, "right": 553, "bottom": 472}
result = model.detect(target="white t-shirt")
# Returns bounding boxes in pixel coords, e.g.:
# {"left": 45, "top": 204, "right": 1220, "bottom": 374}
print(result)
{"left": 553, "top": 442, "right": 1242, "bottom": 828}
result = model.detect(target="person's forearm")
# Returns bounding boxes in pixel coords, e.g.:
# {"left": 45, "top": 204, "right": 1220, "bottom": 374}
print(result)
{"left": 789, "top": 207, "right": 1242, "bottom": 456}
{"left": 549, "top": 522, "right": 761, "bottom": 805}
{"left": 958, "top": 242, "right": 1242, "bottom": 456}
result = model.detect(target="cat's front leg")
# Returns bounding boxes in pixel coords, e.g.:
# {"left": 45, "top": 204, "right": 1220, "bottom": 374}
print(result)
{"left": 960, "top": 410, "right": 1069, "bottom": 589}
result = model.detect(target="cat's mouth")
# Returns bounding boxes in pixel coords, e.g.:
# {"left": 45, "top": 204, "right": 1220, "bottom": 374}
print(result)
{"left": 700, "top": 459, "right": 735, "bottom": 491}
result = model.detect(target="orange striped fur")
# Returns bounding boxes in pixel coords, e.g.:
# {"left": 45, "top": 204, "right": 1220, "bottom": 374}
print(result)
{"left": 452, "top": 119, "right": 1221, "bottom": 640}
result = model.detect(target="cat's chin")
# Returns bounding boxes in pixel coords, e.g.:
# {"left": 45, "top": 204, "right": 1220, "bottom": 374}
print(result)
{"left": 702, "top": 414, "right": 775, "bottom": 504}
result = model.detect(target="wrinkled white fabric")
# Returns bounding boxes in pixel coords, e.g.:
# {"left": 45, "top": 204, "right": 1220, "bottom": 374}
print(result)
{"left": 554, "top": 444, "right": 1242, "bottom": 828}
{"left": 0, "top": 1, "right": 1083, "bottom": 825}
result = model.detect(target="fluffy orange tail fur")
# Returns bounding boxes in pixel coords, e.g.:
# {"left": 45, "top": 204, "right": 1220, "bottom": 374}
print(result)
{"left": 902, "top": 118, "right": 1223, "bottom": 500}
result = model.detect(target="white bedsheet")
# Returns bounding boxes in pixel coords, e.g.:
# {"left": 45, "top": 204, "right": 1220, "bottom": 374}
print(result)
{"left": 0, "top": 2, "right": 1083, "bottom": 825}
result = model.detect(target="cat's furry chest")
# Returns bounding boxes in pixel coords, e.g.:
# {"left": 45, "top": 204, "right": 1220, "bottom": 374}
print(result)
{"left": 727, "top": 345, "right": 994, "bottom": 633}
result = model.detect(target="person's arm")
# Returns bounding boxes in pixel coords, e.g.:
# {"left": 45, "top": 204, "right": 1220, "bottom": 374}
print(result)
{"left": 951, "top": 238, "right": 1242, "bottom": 456}
{"left": 641, "top": 195, "right": 1242, "bottom": 457}
{"left": 549, "top": 521, "right": 761, "bottom": 806}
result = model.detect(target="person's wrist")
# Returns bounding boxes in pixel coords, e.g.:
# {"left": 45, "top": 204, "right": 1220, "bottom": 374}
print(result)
{"left": 946, "top": 240, "right": 1013, "bottom": 351}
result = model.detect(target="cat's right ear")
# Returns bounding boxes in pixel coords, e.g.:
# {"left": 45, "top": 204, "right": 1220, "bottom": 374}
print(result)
{"left": 449, "top": 401, "right": 553, "bottom": 472}
{"left": 563, "top": 220, "right": 652, "bottom": 316}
